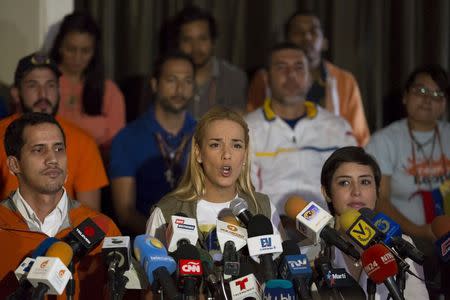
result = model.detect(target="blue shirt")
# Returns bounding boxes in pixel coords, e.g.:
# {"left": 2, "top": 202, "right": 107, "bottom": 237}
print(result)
{"left": 109, "top": 108, "right": 196, "bottom": 216}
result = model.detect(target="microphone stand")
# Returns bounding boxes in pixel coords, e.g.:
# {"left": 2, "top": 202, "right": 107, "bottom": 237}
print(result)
{"left": 367, "top": 278, "right": 376, "bottom": 300}
{"left": 66, "top": 261, "right": 75, "bottom": 300}
{"left": 395, "top": 259, "right": 409, "bottom": 299}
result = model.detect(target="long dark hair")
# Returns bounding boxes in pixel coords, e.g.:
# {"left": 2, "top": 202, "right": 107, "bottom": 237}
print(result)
{"left": 50, "top": 11, "right": 104, "bottom": 116}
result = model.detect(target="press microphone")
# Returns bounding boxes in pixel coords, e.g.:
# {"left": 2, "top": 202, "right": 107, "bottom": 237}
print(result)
{"left": 360, "top": 208, "right": 425, "bottom": 264}
{"left": 172, "top": 243, "right": 203, "bottom": 299}
{"left": 247, "top": 214, "right": 283, "bottom": 281}
{"left": 230, "top": 197, "right": 253, "bottom": 226}
{"left": 102, "top": 236, "right": 131, "bottom": 299}
{"left": 263, "top": 279, "right": 296, "bottom": 300}
{"left": 229, "top": 263, "right": 262, "bottom": 300}
{"left": 167, "top": 213, "right": 199, "bottom": 252}
{"left": 340, "top": 209, "right": 383, "bottom": 250}
{"left": 278, "top": 240, "right": 312, "bottom": 300}
{"left": 102, "top": 236, "right": 131, "bottom": 275}
{"left": 361, "top": 244, "right": 404, "bottom": 300}
{"left": 198, "top": 248, "right": 221, "bottom": 298}
{"left": 133, "top": 235, "right": 180, "bottom": 299}
{"left": 431, "top": 215, "right": 450, "bottom": 262}
{"left": 27, "top": 241, "right": 74, "bottom": 298}
{"left": 63, "top": 216, "right": 107, "bottom": 258}
{"left": 8, "top": 237, "right": 60, "bottom": 300}
{"left": 284, "top": 197, "right": 360, "bottom": 259}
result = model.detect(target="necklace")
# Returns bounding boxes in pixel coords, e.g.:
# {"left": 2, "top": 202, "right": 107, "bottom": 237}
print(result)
{"left": 154, "top": 132, "right": 191, "bottom": 188}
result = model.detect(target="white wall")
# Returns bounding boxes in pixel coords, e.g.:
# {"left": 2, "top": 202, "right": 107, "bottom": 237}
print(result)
{"left": 0, "top": 0, "right": 73, "bottom": 85}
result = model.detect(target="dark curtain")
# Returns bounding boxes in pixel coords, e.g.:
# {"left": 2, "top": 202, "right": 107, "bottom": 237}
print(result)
{"left": 75, "top": 0, "right": 450, "bottom": 129}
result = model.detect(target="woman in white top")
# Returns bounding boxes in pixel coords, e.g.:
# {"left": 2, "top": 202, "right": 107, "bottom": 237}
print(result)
{"left": 146, "top": 106, "right": 283, "bottom": 246}
{"left": 320, "top": 146, "right": 429, "bottom": 299}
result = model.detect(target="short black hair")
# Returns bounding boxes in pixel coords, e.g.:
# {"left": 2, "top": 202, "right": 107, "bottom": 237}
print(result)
{"left": 266, "top": 42, "right": 306, "bottom": 69}
{"left": 321, "top": 146, "right": 381, "bottom": 215}
{"left": 283, "top": 9, "right": 322, "bottom": 40}
{"left": 173, "top": 5, "right": 217, "bottom": 42}
{"left": 5, "top": 113, "right": 66, "bottom": 159}
{"left": 404, "top": 64, "right": 449, "bottom": 100}
{"left": 152, "top": 51, "right": 195, "bottom": 80}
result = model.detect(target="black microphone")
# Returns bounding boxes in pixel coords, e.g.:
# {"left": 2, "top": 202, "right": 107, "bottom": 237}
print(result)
{"left": 230, "top": 198, "right": 253, "bottom": 226}
{"left": 278, "top": 240, "right": 313, "bottom": 300}
{"left": 172, "top": 244, "right": 203, "bottom": 299}
{"left": 247, "top": 214, "right": 283, "bottom": 281}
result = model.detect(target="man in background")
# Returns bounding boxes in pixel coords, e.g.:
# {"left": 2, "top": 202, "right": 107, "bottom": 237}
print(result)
{"left": 171, "top": 5, "right": 248, "bottom": 118}
{"left": 247, "top": 11, "right": 370, "bottom": 146}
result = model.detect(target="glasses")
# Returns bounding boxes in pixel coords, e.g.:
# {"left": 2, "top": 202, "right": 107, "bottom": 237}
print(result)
{"left": 410, "top": 86, "right": 446, "bottom": 102}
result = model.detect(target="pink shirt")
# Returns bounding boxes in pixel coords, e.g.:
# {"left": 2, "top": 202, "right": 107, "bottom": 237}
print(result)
{"left": 58, "top": 74, "right": 126, "bottom": 148}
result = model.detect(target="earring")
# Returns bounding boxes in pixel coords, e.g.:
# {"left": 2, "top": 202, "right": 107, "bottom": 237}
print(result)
{"left": 242, "top": 162, "right": 246, "bottom": 166}
{"left": 197, "top": 159, "right": 202, "bottom": 164}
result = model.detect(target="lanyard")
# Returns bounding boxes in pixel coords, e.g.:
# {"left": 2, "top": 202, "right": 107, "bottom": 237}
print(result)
{"left": 407, "top": 122, "right": 447, "bottom": 189}
{"left": 154, "top": 132, "right": 191, "bottom": 188}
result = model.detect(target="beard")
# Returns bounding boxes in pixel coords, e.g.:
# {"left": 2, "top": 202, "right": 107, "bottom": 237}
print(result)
{"left": 158, "top": 95, "right": 191, "bottom": 114}
{"left": 20, "top": 96, "right": 59, "bottom": 116}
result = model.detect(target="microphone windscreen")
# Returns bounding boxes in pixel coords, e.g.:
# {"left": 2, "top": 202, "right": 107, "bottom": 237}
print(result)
{"left": 281, "top": 240, "right": 301, "bottom": 255}
{"left": 45, "top": 241, "right": 74, "bottom": 266}
{"left": 173, "top": 243, "right": 200, "bottom": 261}
{"left": 31, "top": 237, "right": 59, "bottom": 258}
{"left": 218, "top": 208, "right": 240, "bottom": 226}
{"left": 431, "top": 215, "right": 450, "bottom": 239}
{"left": 361, "top": 244, "right": 398, "bottom": 284}
{"left": 339, "top": 209, "right": 361, "bottom": 231}
{"left": 247, "top": 214, "right": 273, "bottom": 237}
{"left": 284, "top": 195, "right": 308, "bottom": 219}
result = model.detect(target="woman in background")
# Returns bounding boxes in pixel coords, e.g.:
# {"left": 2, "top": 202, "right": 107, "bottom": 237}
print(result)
{"left": 50, "top": 12, "right": 125, "bottom": 154}
{"left": 320, "top": 146, "right": 428, "bottom": 299}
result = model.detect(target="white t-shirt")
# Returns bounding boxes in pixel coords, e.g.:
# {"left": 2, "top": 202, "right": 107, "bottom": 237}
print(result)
{"left": 366, "top": 119, "right": 450, "bottom": 224}
{"left": 146, "top": 196, "right": 285, "bottom": 246}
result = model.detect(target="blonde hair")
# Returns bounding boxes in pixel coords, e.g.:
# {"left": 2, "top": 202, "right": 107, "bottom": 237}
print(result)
{"left": 168, "top": 106, "right": 259, "bottom": 211}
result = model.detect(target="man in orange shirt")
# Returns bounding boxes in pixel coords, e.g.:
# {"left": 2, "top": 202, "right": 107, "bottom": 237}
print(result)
{"left": 247, "top": 11, "right": 370, "bottom": 146}
{"left": 0, "top": 113, "right": 121, "bottom": 299}
{"left": 0, "top": 53, "right": 107, "bottom": 211}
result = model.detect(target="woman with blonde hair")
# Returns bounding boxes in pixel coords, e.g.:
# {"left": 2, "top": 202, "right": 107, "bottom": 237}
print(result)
{"left": 146, "top": 106, "right": 283, "bottom": 245}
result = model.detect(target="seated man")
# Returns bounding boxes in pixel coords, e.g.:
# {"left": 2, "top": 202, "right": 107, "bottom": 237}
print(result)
{"left": 247, "top": 11, "right": 370, "bottom": 146}
{"left": 0, "top": 113, "right": 120, "bottom": 299}
{"left": 110, "top": 52, "right": 196, "bottom": 236}
{"left": 171, "top": 5, "right": 248, "bottom": 118}
{"left": 0, "top": 53, "right": 107, "bottom": 211}
{"left": 246, "top": 42, "right": 357, "bottom": 217}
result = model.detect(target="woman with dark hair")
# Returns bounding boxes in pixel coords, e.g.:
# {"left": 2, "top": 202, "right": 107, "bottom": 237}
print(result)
{"left": 365, "top": 65, "right": 450, "bottom": 298}
{"left": 321, "top": 146, "right": 428, "bottom": 299}
{"left": 50, "top": 12, "right": 125, "bottom": 152}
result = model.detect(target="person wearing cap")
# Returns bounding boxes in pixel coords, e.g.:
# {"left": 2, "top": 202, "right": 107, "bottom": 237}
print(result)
{"left": 0, "top": 112, "right": 121, "bottom": 299}
{"left": 0, "top": 52, "right": 108, "bottom": 211}
{"left": 247, "top": 11, "right": 370, "bottom": 146}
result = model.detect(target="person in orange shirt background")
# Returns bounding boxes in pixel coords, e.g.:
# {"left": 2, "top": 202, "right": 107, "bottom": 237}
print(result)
{"left": 247, "top": 10, "right": 370, "bottom": 146}
{"left": 0, "top": 52, "right": 108, "bottom": 211}
{"left": 49, "top": 12, "right": 126, "bottom": 156}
